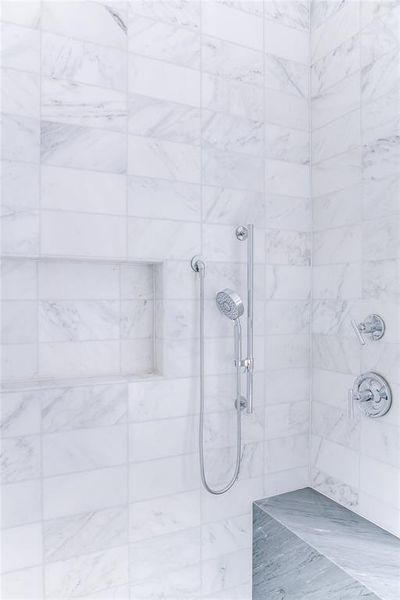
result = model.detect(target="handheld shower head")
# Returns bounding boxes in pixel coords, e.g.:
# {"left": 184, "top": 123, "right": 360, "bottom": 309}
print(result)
{"left": 216, "top": 288, "right": 244, "bottom": 321}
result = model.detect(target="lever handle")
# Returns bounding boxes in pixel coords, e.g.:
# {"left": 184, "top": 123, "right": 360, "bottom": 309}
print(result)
{"left": 351, "top": 319, "right": 366, "bottom": 345}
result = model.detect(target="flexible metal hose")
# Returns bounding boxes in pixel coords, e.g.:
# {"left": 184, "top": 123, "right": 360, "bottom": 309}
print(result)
{"left": 198, "top": 262, "right": 242, "bottom": 495}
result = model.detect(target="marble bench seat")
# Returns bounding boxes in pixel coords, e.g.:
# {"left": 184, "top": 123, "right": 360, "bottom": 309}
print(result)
{"left": 253, "top": 487, "right": 400, "bottom": 600}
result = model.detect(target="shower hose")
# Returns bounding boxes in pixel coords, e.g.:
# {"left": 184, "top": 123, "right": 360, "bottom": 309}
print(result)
{"left": 197, "top": 261, "right": 242, "bottom": 495}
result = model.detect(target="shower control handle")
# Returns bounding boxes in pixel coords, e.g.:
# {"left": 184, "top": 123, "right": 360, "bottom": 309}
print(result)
{"left": 351, "top": 314, "right": 385, "bottom": 345}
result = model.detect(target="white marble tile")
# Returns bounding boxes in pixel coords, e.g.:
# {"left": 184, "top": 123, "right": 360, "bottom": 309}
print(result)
{"left": 130, "top": 563, "right": 200, "bottom": 600}
{"left": 42, "top": 79, "right": 127, "bottom": 132}
{"left": 263, "top": 466, "right": 309, "bottom": 498}
{"left": 1, "top": 390, "right": 41, "bottom": 437}
{"left": 129, "top": 0, "right": 201, "bottom": 31}
{"left": 130, "top": 528, "right": 200, "bottom": 584}
{"left": 202, "top": 110, "right": 264, "bottom": 156}
{"left": 362, "top": 48, "right": 400, "bottom": 104}
{"left": 129, "top": 54, "right": 200, "bottom": 107}
{"left": 129, "top": 14, "right": 200, "bottom": 67}
{"left": 201, "top": 476, "right": 263, "bottom": 523}
{"left": 265, "top": 334, "right": 310, "bottom": 370}
{"left": 266, "top": 159, "right": 310, "bottom": 197}
{"left": 265, "top": 401, "right": 309, "bottom": 439}
{"left": 312, "top": 150, "right": 361, "bottom": 196}
{"left": 265, "top": 19, "right": 309, "bottom": 65}
{"left": 2, "top": 300, "right": 37, "bottom": 344}
{"left": 38, "top": 260, "right": 120, "bottom": 300}
{"left": 264, "top": 368, "right": 310, "bottom": 405}
{"left": 361, "top": 5, "right": 400, "bottom": 67}
{"left": 1, "top": 258, "right": 37, "bottom": 301}
{"left": 38, "top": 340, "right": 120, "bottom": 379}
{"left": 128, "top": 217, "right": 199, "bottom": 261}
{"left": 128, "top": 177, "right": 200, "bottom": 221}
{"left": 41, "top": 211, "right": 126, "bottom": 258}
{"left": 1, "top": 523, "right": 42, "bottom": 572}
{"left": 41, "top": 165, "right": 126, "bottom": 215}
{"left": 265, "top": 123, "right": 309, "bottom": 164}
{"left": 361, "top": 0, "right": 400, "bottom": 28}
{"left": 2, "top": 161, "right": 39, "bottom": 211}
{"left": 44, "top": 506, "right": 128, "bottom": 562}
{"left": 313, "top": 184, "right": 362, "bottom": 230}
{"left": 202, "top": 35, "right": 263, "bottom": 86}
{"left": 1, "top": 565, "right": 43, "bottom": 600}
{"left": 201, "top": 548, "right": 251, "bottom": 596}
{"left": 265, "top": 433, "right": 309, "bottom": 473}
{"left": 121, "top": 299, "right": 153, "bottom": 339}
{"left": 130, "top": 490, "right": 200, "bottom": 543}
{"left": 202, "top": 514, "right": 251, "bottom": 561}
{"left": 362, "top": 118, "right": 400, "bottom": 182}
{"left": 313, "top": 225, "right": 362, "bottom": 265}
{"left": 1, "top": 23, "right": 40, "bottom": 73}
{"left": 265, "top": 300, "right": 310, "bottom": 335}
{"left": 312, "top": 400, "right": 361, "bottom": 450}
{"left": 129, "top": 415, "right": 197, "bottom": 462}
{"left": 359, "top": 455, "right": 400, "bottom": 509}
{"left": 128, "top": 135, "right": 200, "bottom": 183}
{"left": 128, "top": 94, "right": 200, "bottom": 144}
{"left": 41, "top": 122, "right": 126, "bottom": 173}
{"left": 43, "top": 465, "right": 127, "bottom": 520}
{"left": 266, "top": 194, "right": 311, "bottom": 230}
{"left": 312, "top": 436, "right": 360, "bottom": 487}
{"left": 202, "top": 1, "right": 263, "bottom": 50}
{"left": 2, "top": 1, "right": 41, "bottom": 28}
{"left": 203, "top": 147, "right": 264, "bottom": 192}
{"left": 361, "top": 420, "right": 400, "bottom": 469}
{"left": 265, "top": 88, "right": 309, "bottom": 130}
{"left": 265, "top": 1, "right": 309, "bottom": 31}
{"left": 1, "top": 343, "right": 38, "bottom": 381}
{"left": 42, "top": 1, "right": 127, "bottom": 49}
{"left": 218, "top": 1, "right": 263, "bottom": 17}
{"left": 1, "top": 69, "right": 40, "bottom": 118}
{"left": 202, "top": 73, "right": 263, "bottom": 120}
{"left": 266, "top": 266, "right": 311, "bottom": 300}
{"left": 44, "top": 546, "right": 129, "bottom": 599}
{"left": 1, "top": 435, "right": 40, "bottom": 484}
{"left": 203, "top": 223, "right": 264, "bottom": 263}
{"left": 311, "top": 467, "right": 359, "bottom": 509}
{"left": 265, "top": 53, "right": 309, "bottom": 98}
{"left": 265, "top": 229, "right": 311, "bottom": 266}
{"left": 1, "top": 208, "right": 39, "bottom": 256}
{"left": 311, "top": 1, "right": 360, "bottom": 63}
{"left": 312, "top": 334, "right": 360, "bottom": 374}
{"left": 42, "top": 383, "right": 127, "bottom": 433}
{"left": 2, "top": 114, "right": 40, "bottom": 164}
{"left": 362, "top": 216, "right": 400, "bottom": 261}
{"left": 204, "top": 186, "right": 264, "bottom": 226}
{"left": 312, "top": 34, "right": 360, "bottom": 95}
{"left": 43, "top": 425, "right": 127, "bottom": 477}
{"left": 313, "top": 263, "right": 362, "bottom": 300}
{"left": 312, "top": 72, "right": 360, "bottom": 129}
{"left": 129, "top": 453, "right": 198, "bottom": 502}
{"left": 128, "top": 377, "right": 198, "bottom": 422}
{"left": 42, "top": 33, "right": 126, "bottom": 91}
{"left": 362, "top": 259, "right": 399, "bottom": 303}
{"left": 1, "top": 480, "right": 41, "bottom": 528}
{"left": 313, "top": 110, "right": 361, "bottom": 163}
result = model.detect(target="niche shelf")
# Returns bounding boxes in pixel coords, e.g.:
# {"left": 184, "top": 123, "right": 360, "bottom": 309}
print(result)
{"left": 1, "top": 256, "right": 162, "bottom": 387}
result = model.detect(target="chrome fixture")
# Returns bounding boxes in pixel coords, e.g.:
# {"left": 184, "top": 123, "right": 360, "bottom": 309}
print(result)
{"left": 236, "top": 224, "right": 254, "bottom": 414}
{"left": 190, "top": 224, "right": 255, "bottom": 495}
{"left": 216, "top": 288, "right": 244, "bottom": 321}
{"left": 348, "top": 372, "right": 392, "bottom": 418}
{"left": 351, "top": 314, "right": 385, "bottom": 345}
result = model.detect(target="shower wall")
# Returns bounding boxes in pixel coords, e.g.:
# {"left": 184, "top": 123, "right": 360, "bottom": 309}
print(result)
{"left": 1, "top": 1, "right": 311, "bottom": 599}
{"left": 310, "top": 0, "right": 400, "bottom": 536}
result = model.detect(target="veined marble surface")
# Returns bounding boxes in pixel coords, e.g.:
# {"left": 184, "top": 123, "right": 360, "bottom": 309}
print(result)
{"left": 254, "top": 487, "right": 400, "bottom": 600}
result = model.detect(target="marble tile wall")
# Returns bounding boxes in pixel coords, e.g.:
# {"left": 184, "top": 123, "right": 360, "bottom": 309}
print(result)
{"left": 1, "top": 1, "right": 311, "bottom": 599}
{"left": 310, "top": 0, "right": 400, "bottom": 537}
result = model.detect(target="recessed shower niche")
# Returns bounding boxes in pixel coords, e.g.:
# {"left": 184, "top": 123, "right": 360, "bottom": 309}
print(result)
{"left": 1, "top": 258, "right": 161, "bottom": 384}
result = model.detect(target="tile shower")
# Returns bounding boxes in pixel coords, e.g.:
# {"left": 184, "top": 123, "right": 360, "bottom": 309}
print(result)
{"left": 0, "top": 1, "right": 399, "bottom": 599}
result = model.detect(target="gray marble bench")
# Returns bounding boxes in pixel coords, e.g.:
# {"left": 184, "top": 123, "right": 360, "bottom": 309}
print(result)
{"left": 253, "top": 487, "right": 400, "bottom": 599}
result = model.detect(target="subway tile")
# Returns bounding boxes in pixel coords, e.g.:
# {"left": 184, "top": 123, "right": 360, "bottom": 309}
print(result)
{"left": 1, "top": 69, "right": 40, "bottom": 118}
{"left": 128, "top": 54, "right": 200, "bottom": 106}
{"left": 42, "top": 1, "right": 127, "bottom": 49}
{"left": 2, "top": 114, "right": 40, "bottom": 164}
{"left": 2, "top": 160, "right": 39, "bottom": 211}
{"left": 202, "top": 73, "right": 263, "bottom": 120}
{"left": 266, "top": 160, "right": 310, "bottom": 197}
{"left": 265, "top": 54, "right": 309, "bottom": 98}
{"left": 1, "top": 390, "right": 41, "bottom": 437}
{"left": 202, "top": 1, "right": 263, "bottom": 51}
{"left": 2, "top": 299, "right": 37, "bottom": 344}
{"left": 128, "top": 217, "right": 200, "bottom": 261}
{"left": 44, "top": 546, "right": 129, "bottom": 599}
{"left": 129, "top": 0, "right": 201, "bottom": 31}
{"left": 129, "top": 14, "right": 200, "bottom": 67}
{"left": 1, "top": 565, "right": 43, "bottom": 599}
{"left": 311, "top": 1, "right": 359, "bottom": 63}
{"left": 1, "top": 23, "right": 40, "bottom": 72}
{"left": 265, "top": 88, "right": 309, "bottom": 130}
{"left": 1, "top": 523, "right": 42, "bottom": 572}
{"left": 2, "top": 1, "right": 41, "bottom": 28}
{"left": 265, "top": 20, "right": 309, "bottom": 64}
{"left": 42, "top": 33, "right": 126, "bottom": 90}
{"left": 202, "top": 35, "right": 263, "bottom": 86}
{"left": 203, "top": 147, "right": 264, "bottom": 192}
{"left": 312, "top": 34, "right": 360, "bottom": 96}
{"left": 265, "top": 123, "right": 309, "bottom": 164}
{"left": 43, "top": 466, "right": 127, "bottom": 520}
{"left": 265, "top": 1, "right": 309, "bottom": 32}
{"left": 1, "top": 480, "right": 41, "bottom": 528}
{"left": 128, "top": 175, "right": 200, "bottom": 221}
{"left": 129, "top": 454, "right": 198, "bottom": 502}
{"left": 1, "top": 435, "right": 40, "bottom": 484}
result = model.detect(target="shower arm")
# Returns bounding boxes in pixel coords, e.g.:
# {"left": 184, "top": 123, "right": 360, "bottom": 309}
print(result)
{"left": 236, "top": 224, "right": 254, "bottom": 414}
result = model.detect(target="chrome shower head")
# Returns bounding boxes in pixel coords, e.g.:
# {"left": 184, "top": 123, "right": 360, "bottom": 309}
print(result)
{"left": 216, "top": 288, "right": 244, "bottom": 321}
